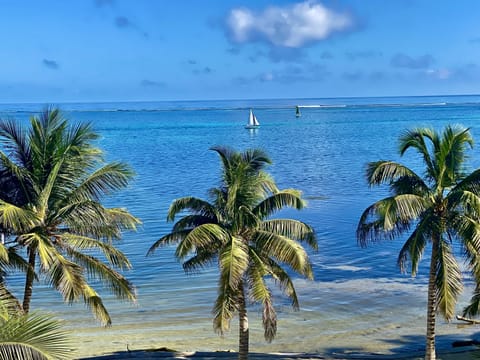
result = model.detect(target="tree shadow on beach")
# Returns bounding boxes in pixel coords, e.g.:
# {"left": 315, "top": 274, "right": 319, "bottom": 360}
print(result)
{"left": 79, "top": 349, "right": 330, "bottom": 360}
{"left": 323, "top": 331, "right": 480, "bottom": 360}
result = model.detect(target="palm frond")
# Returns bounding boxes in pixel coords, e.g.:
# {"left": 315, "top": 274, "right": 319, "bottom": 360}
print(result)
{"left": 219, "top": 236, "right": 249, "bottom": 289}
{"left": 147, "top": 230, "right": 191, "bottom": 255}
{"left": 357, "top": 194, "right": 425, "bottom": 246}
{"left": 81, "top": 285, "right": 112, "bottom": 326}
{"left": 398, "top": 128, "right": 436, "bottom": 176}
{"left": 435, "top": 240, "right": 463, "bottom": 321}
{"left": 261, "top": 219, "right": 317, "bottom": 250}
{"left": 0, "top": 201, "right": 37, "bottom": 233}
{"left": 268, "top": 260, "right": 300, "bottom": 309}
{"left": 254, "top": 231, "right": 312, "bottom": 279}
{"left": 167, "top": 197, "right": 217, "bottom": 222}
{"left": 182, "top": 250, "right": 218, "bottom": 274}
{"left": 397, "top": 222, "right": 429, "bottom": 275}
{"left": 0, "top": 119, "right": 31, "bottom": 168}
{"left": 175, "top": 224, "right": 228, "bottom": 260}
{"left": 212, "top": 275, "right": 237, "bottom": 335}
{"left": 0, "top": 312, "right": 73, "bottom": 360}
{"left": 262, "top": 298, "right": 277, "bottom": 343}
{"left": 254, "top": 190, "right": 305, "bottom": 219}
{"left": 73, "top": 162, "right": 134, "bottom": 201}
{"left": 172, "top": 214, "right": 217, "bottom": 232}
{"left": 61, "top": 233, "right": 131, "bottom": 269}
{"left": 0, "top": 284, "right": 22, "bottom": 321}
{"left": 366, "top": 161, "right": 423, "bottom": 187}
{"left": 64, "top": 248, "right": 136, "bottom": 302}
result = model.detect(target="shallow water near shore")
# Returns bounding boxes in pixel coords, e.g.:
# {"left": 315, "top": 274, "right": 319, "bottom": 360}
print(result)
{"left": 3, "top": 95, "right": 480, "bottom": 358}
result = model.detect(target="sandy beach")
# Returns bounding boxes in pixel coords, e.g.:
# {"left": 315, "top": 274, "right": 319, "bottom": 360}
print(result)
{"left": 77, "top": 348, "right": 479, "bottom": 360}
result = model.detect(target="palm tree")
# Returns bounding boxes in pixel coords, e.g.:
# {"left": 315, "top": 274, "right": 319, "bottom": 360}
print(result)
{"left": 0, "top": 241, "right": 73, "bottom": 360}
{"left": 148, "top": 146, "right": 317, "bottom": 360}
{"left": 0, "top": 279, "right": 73, "bottom": 360}
{"left": 0, "top": 108, "right": 140, "bottom": 325}
{"left": 357, "top": 125, "right": 480, "bottom": 360}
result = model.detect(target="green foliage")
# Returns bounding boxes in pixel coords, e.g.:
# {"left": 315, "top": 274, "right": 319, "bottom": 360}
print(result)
{"left": 0, "top": 284, "right": 73, "bottom": 360}
{"left": 149, "top": 146, "right": 317, "bottom": 355}
{"left": 0, "top": 107, "right": 140, "bottom": 325}
{"left": 357, "top": 125, "right": 480, "bottom": 358}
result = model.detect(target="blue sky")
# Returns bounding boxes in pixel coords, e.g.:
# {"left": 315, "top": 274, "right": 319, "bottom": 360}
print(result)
{"left": 1, "top": 0, "right": 480, "bottom": 103}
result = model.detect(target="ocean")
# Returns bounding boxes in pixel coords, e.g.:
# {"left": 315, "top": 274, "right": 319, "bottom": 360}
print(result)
{"left": 2, "top": 95, "right": 480, "bottom": 358}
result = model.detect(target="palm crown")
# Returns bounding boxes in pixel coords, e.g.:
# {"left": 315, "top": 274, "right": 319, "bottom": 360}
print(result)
{"left": 0, "top": 108, "right": 140, "bottom": 325}
{"left": 149, "top": 146, "right": 317, "bottom": 359}
{"left": 357, "top": 125, "right": 480, "bottom": 360}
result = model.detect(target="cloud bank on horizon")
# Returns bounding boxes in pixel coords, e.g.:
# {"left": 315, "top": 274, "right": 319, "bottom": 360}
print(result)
{"left": 0, "top": 0, "right": 479, "bottom": 103}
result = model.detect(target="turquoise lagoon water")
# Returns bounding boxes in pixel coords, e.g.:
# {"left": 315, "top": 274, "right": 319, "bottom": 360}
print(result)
{"left": 3, "top": 95, "right": 480, "bottom": 358}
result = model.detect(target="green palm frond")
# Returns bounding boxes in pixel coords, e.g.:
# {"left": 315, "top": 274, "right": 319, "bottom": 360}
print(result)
{"left": 438, "top": 125, "right": 472, "bottom": 185}
{"left": 0, "top": 119, "right": 31, "bottom": 166}
{"left": 0, "top": 284, "right": 22, "bottom": 321}
{"left": 182, "top": 250, "right": 218, "bottom": 274}
{"left": 268, "top": 260, "right": 300, "bottom": 309}
{"left": 0, "top": 201, "right": 37, "bottom": 233}
{"left": 45, "top": 256, "right": 85, "bottom": 303}
{"left": 246, "top": 250, "right": 277, "bottom": 342}
{"left": 397, "top": 221, "right": 429, "bottom": 275}
{"left": 261, "top": 219, "right": 317, "bottom": 250}
{"left": 357, "top": 194, "right": 425, "bottom": 246}
{"left": 105, "top": 207, "right": 140, "bottom": 232}
{"left": 172, "top": 214, "right": 218, "bottom": 232}
{"left": 454, "top": 168, "right": 480, "bottom": 195}
{"left": 0, "top": 247, "right": 30, "bottom": 275}
{"left": 167, "top": 197, "right": 217, "bottom": 222}
{"left": 0, "top": 312, "right": 73, "bottom": 360}
{"left": 240, "top": 148, "right": 272, "bottom": 171}
{"left": 73, "top": 163, "right": 134, "bottom": 201}
{"left": 219, "top": 236, "right": 249, "bottom": 289}
{"left": 61, "top": 202, "right": 139, "bottom": 240}
{"left": 254, "top": 190, "right": 305, "bottom": 219}
{"left": 147, "top": 230, "right": 191, "bottom": 254}
{"left": 212, "top": 276, "right": 237, "bottom": 335}
{"left": 81, "top": 285, "right": 111, "bottom": 326}
{"left": 254, "top": 231, "right": 312, "bottom": 278}
{"left": 435, "top": 240, "right": 463, "bottom": 320}
{"left": 0, "top": 244, "right": 7, "bottom": 264}
{"left": 61, "top": 233, "right": 131, "bottom": 269}
{"left": 175, "top": 224, "right": 228, "bottom": 260}
{"left": 399, "top": 127, "right": 437, "bottom": 175}
{"left": 366, "top": 161, "right": 423, "bottom": 187}
{"left": 64, "top": 248, "right": 136, "bottom": 302}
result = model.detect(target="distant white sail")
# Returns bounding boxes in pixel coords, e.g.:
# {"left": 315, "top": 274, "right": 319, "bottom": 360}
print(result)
{"left": 245, "top": 109, "right": 260, "bottom": 129}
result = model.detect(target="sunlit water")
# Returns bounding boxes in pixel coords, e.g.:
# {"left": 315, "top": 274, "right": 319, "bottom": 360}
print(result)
{"left": 3, "top": 96, "right": 480, "bottom": 358}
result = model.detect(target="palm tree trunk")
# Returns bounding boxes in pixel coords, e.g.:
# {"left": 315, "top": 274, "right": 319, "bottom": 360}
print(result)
{"left": 425, "top": 239, "right": 438, "bottom": 360}
{"left": 22, "top": 246, "right": 36, "bottom": 313}
{"left": 238, "top": 283, "right": 249, "bottom": 360}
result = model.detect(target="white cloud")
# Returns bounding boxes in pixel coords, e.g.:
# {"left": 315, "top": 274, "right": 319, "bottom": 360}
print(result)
{"left": 226, "top": 1, "right": 353, "bottom": 48}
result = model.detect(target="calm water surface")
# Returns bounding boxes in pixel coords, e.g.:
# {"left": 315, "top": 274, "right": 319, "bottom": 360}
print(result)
{"left": 3, "top": 96, "right": 480, "bottom": 358}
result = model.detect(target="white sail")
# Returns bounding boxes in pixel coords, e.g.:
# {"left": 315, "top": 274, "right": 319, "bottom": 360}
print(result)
{"left": 246, "top": 109, "right": 260, "bottom": 128}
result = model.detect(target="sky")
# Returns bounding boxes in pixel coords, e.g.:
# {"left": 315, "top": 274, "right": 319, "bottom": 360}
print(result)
{"left": 1, "top": 0, "right": 480, "bottom": 103}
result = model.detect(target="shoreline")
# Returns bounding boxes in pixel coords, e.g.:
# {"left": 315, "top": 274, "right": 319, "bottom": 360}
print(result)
{"left": 77, "top": 347, "right": 480, "bottom": 360}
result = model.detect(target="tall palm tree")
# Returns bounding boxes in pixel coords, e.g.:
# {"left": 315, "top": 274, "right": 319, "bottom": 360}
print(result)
{"left": 357, "top": 125, "right": 480, "bottom": 360}
{"left": 148, "top": 146, "right": 317, "bottom": 360}
{"left": 0, "top": 241, "right": 73, "bottom": 360}
{"left": 0, "top": 108, "right": 140, "bottom": 325}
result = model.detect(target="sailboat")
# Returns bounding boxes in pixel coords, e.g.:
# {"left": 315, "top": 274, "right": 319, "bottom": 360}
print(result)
{"left": 295, "top": 105, "right": 301, "bottom": 118}
{"left": 245, "top": 109, "right": 260, "bottom": 129}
